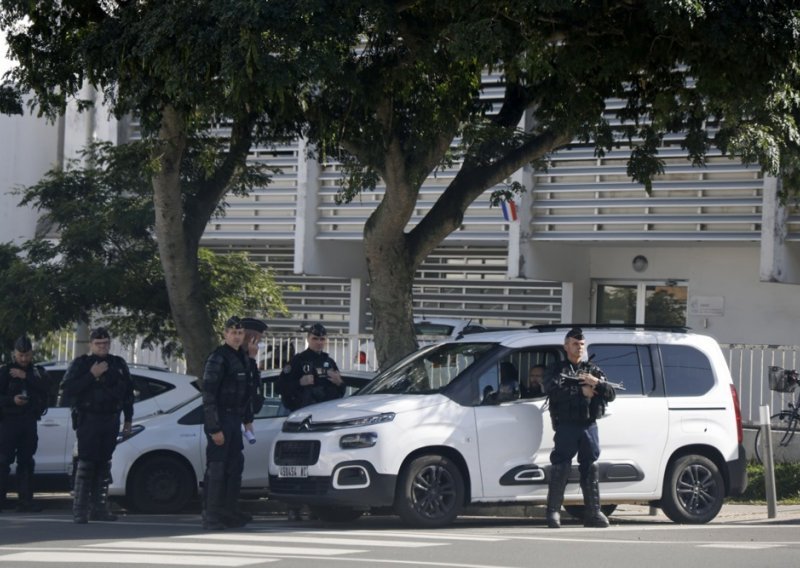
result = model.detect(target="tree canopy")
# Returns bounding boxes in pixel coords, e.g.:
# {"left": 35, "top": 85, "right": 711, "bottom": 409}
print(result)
{"left": 2, "top": 1, "right": 799, "bottom": 369}
{"left": 0, "top": 141, "right": 287, "bottom": 360}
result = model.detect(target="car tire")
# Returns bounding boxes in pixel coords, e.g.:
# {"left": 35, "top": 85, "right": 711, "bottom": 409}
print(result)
{"left": 564, "top": 503, "right": 617, "bottom": 521}
{"left": 660, "top": 454, "right": 724, "bottom": 524}
{"left": 126, "top": 454, "right": 196, "bottom": 514}
{"left": 394, "top": 454, "right": 464, "bottom": 528}
{"left": 310, "top": 506, "right": 364, "bottom": 523}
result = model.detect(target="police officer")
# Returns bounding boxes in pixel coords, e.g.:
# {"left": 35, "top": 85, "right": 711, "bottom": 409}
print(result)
{"left": 201, "top": 316, "right": 256, "bottom": 530}
{"left": 544, "top": 327, "right": 616, "bottom": 529}
{"left": 61, "top": 327, "right": 133, "bottom": 524}
{"left": 0, "top": 336, "right": 50, "bottom": 512}
{"left": 276, "top": 323, "right": 345, "bottom": 412}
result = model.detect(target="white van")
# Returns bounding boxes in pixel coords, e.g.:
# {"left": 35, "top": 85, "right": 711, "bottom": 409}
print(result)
{"left": 268, "top": 326, "right": 747, "bottom": 527}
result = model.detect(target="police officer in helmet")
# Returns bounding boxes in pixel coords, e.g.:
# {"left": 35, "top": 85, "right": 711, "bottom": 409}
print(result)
{"left": 0, "top": 336, "right": 50, "bottom": 512}
{"left": 544, "top": 327, "right": 616, "bottom": 529}
{"left": 61, "top": 327, "right": 134, "bottom": 523}
{"left": 201, "top": 316, "right": 256, "bottom": 530}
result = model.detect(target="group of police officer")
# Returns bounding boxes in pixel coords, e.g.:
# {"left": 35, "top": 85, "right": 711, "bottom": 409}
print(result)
{"left": 0, "top": 327, "right": 133, "bottom": 522}
{"left": 2, "top": 321, "right": 614, "bottom": 530}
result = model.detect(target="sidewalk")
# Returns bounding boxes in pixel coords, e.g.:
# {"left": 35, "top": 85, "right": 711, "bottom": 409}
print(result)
{"left": 596, "top": 502, "right": 800, "bottom": 524}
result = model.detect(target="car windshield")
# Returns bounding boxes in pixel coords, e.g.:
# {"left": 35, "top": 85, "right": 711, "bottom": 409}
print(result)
{"left": 357, "top": 342, "right": 494, "bottom": 395}
{"left": 414, "top": 323, "right": 455, "bottom": 336}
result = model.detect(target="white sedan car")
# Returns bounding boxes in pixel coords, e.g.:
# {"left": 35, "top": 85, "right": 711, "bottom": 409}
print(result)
{"left": 22, "top": 362, "right": 199, "bottom": 492}
{"left": 109, "top": 370, "right": 374, "bottom": 513}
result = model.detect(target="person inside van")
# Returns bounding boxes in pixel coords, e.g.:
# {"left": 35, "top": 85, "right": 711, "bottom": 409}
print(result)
{"left": 521, "top": 365, "right": 546, "bottom": 398}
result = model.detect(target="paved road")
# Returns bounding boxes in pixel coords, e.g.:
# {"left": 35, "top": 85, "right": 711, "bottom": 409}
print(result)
{"left": 1, "top": 500, "right": 799, "bottom": 567}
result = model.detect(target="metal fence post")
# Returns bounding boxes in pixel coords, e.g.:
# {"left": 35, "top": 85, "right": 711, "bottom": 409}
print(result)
{"left": 759, "top": 404, "right": 777, "bottom": 518}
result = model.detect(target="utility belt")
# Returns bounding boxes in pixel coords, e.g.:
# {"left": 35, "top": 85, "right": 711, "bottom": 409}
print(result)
{"left": 71, "top": 407, "right": 120, "bottom": 430}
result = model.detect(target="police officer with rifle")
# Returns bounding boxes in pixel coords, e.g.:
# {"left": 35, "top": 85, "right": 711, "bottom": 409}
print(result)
{"left": 61, "top": 327, "right": 133, "bottom": 524}
{"left": 0, "top": 336, "right": 50, "bottom": 512}
{"left": 544, "top": 327, "right": 616, "bottom": 529}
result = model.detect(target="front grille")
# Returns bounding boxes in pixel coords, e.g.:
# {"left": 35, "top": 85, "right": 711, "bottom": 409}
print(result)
{"left": 274, "top": 440, "right": 321, "bottom": 465}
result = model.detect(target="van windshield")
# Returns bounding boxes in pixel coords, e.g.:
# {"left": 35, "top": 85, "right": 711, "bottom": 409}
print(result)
{"left": 357, "top": 342, "right": 494, "bottom": 395}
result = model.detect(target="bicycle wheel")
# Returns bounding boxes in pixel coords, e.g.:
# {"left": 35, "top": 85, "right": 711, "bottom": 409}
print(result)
{"left": 754, "top": 411, "right": 796, "bottom": 464}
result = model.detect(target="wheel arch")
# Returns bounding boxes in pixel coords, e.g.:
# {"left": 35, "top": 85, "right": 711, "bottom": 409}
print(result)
{"left": 398, "top": 445, "right": 472, "bottom": 505}
{"left": 125, "top": 449, "right": 200, "bottom": 499}
{"left": 664, "top": 444, "right": 730, "bottom": 496}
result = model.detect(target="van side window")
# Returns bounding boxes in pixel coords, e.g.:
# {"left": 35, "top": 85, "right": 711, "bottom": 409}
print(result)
{"left": 587, "top": 344, "right": 648, "bottom": 396}
{"left": 660, "top": 345, "right": 715, "bottom": 396}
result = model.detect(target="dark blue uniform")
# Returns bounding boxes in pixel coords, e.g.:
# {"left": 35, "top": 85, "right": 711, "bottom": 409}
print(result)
{"left": 61, "top": 353, "right": 133, "bottom": 522}
{"left": 544, "top": 357, "right": 616, "bottom": 528}
{"left": 201, "top": 344, "right": 257, "bottom": 529}
{"left": 276, "top": 348, "right": 345, "bottom": 411}
{"left": 0, "top": 362, "right": 49, "bottom": 511}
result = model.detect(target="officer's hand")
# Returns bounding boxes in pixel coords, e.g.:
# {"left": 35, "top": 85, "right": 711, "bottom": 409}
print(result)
{"left": 578, "top": 371, "right": 599, "bottom": 387}
{"left": 91, "top": 361, "right": 109, "bottom": 378}
{"left": 326, "top": 369, "right": 343, "bottom": 386}
{"left": 9, "top": 368, "right": 26, "bottom": 379}
{"left": 122, "top": 421, "right": 132, "bottom": 437}
{"left": 14, "top": 394, "right": 29, "bottom": 406}
{"left": 299, "top": 374, "right": 315, "bottom": 386}
{"left": 211, "top": 431, "right": 225, "bottom": 446}
{"left": 247, "top": 336, "right": 259, "bottom": 358}
{"left": 581, "top": 384, "right": 595, "bottom": 399}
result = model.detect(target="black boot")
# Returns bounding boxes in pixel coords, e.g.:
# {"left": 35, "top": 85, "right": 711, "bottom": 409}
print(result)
{"left": 73, "top": 460, "right": 94, "bottom": 524}
{"left": 89, "top": 461, "right": 118, "bottom": 521}
{"left": 221, "top": 472, "right": 249, "bottom": 528}
{"left": 546, "top": 462, "right": 570, "bottom": 529}
{"left": 581, "top": 463, "right": 609, "bottom": 528}
{"left": 0, "top": 458, "right": 9, "bottom": 513}
{"left": 15, "top": 461, "right": 43, "bottom": 512}
{"left": 203, "top": 462, "right": 226, "bottom": 530}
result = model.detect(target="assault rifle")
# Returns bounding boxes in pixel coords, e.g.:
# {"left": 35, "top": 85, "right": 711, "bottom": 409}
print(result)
{"left": 558, "top": 356, "right": 626, "bottom": 391}
{"left": 558, "top": 371, "right": 626, "bottom": 391}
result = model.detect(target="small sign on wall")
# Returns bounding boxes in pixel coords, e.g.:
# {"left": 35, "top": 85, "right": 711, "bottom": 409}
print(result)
{"left": 688, "top": 296, "right": 724, "bottom": 317}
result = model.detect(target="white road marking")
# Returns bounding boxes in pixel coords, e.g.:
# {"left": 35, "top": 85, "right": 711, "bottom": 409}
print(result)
{"left": 87, "top": 540, "right": 361, "bottom": 556}
{"left": 698, "top": 544, "right": 786, "bottom": 550}
{"left": 175, "top": 533, "right": 447, "bottom": 547}
{"left": 0, "top": 552, "right": 269, "bottom": 566}
{"left": 310, "top": 530, "right": 507, "bottom": 541}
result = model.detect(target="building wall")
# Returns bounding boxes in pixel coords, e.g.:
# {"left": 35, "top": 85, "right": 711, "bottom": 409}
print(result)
{"left": 0, "top": 109, "right": 60, "bottom": 244}
{"left": 567, "top": 244, "right": 800, "bottom": 345}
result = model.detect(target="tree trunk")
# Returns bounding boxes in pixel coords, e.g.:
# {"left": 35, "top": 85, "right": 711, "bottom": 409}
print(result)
{"left": 151, "top": 106, "right": 217, "bottom": 378}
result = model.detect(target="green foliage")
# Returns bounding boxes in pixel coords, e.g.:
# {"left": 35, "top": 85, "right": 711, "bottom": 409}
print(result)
{"left": 0, "top": 142, "right": 287, "bottom": 361}
{"left": 735, "top": 462, "right": 800, "bottom": 503}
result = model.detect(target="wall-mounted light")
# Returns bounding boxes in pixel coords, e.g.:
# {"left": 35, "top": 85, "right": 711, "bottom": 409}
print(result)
{"left": 632, "top": 255, "right": 648, "bottom": 273}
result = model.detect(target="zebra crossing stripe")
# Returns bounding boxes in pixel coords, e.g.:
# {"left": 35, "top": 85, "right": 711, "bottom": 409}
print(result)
{"left": 0, "top": 552, "right": 269, "bottom": 566}
{"left": 174, "top": 533, "right": 446, "bottom": 548}
{"left": 87, "top": 540, "right": 362, "bottom": 556}
{"left": 311, "top": 530, "right": 508, "bottom": 542}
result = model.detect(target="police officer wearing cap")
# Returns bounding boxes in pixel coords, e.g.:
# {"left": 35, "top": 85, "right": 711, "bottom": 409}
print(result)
{"left": 0, "top": 336, "right": 50, "bottom": 512}
{"left": 544, "top": 327, "right": 616, "bottom": 529}
{"left": 276, "top": 323, "right": 345, "bottom": 412}
{"left": 61, "top": 327, "right": 134, "bottom": 523}
{"left": 201, "top": 316, "right": 257, "bottom": 530}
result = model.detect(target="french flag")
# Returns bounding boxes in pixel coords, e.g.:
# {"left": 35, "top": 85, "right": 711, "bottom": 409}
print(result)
{"left": 501, "top": 200, "right": 518, "bottom": 222}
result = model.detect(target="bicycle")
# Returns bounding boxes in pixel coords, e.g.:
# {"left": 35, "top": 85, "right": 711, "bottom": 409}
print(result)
{"left": 754, "top": 366, "right": 800, "bottom": 464}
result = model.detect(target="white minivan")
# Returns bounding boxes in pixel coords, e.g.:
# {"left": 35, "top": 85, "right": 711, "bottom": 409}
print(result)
{"left": 268, "top": 325, "right": 747, "bottom": 527}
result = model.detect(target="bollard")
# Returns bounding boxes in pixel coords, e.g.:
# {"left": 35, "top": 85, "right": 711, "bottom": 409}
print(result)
{"left": 759, "top": 405, "right": 777, "bottom": 519}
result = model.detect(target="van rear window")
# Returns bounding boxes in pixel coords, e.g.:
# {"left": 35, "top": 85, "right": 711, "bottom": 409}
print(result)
{"left": 660, "top": 345, "right": 715, "bottom": 396}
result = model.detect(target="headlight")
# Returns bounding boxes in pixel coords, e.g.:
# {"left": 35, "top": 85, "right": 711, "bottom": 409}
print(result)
{"left": 344, "top": 412, "right": 395, "bottom": 427}
{"left": 116, "top": 424, "right": 145, "bottom": 444}
{"left": 340, "top": 432, "right": 378, "bottom": 449}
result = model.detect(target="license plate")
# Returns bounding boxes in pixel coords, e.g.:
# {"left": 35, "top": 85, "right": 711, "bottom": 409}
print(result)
{"left": 278, "top": 465, "right": 308, "bottom": 478}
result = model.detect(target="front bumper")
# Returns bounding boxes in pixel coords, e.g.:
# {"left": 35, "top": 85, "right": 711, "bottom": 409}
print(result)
{"left": 269, "top": 460, "right": 397, "bottom": 508}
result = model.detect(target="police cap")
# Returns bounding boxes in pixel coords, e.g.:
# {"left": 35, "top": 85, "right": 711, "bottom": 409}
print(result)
{"left": 565, "top": 327, "right": 584, "bottom": 341}
{"left": 241, "top": 318, "right": 268, "bottom": 333}
{"left": 13, "top": 335, "right": 33, "bottom": 353}
{"left": 224, "top": 316, "right": 243, "bottom": 330}
{"left": 90, "top": 327, "right": 111, "bottom": 340}
{"left": 308, "top": 323, "right": 327, "bottom": 337}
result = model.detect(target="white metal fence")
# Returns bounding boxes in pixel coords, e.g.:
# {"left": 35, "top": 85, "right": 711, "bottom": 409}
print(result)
{"left": 47, "top": 333, "right": 796, "bottom": 427}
